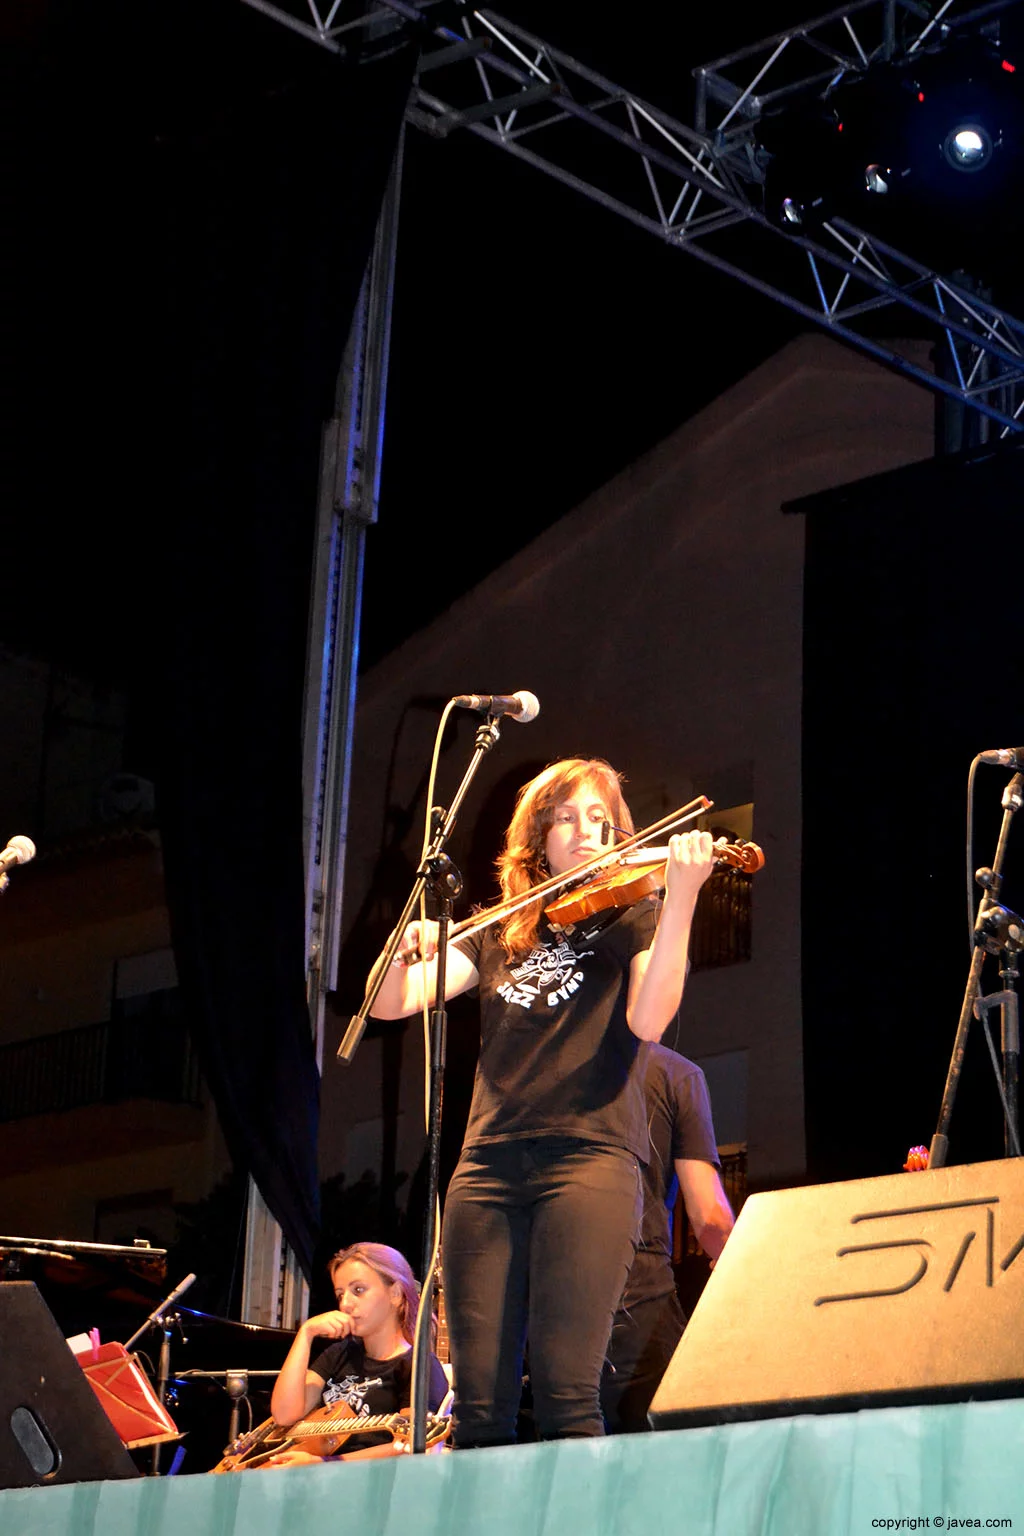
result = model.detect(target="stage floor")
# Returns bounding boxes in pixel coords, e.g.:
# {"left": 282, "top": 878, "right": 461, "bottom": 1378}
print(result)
{"left": 2, "top": 1398, "right": 1023, "bottom": 1536}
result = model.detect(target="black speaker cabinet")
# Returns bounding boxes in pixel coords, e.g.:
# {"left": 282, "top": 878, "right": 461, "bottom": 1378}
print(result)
{"left": 649, "top": 1157, "right": 1024, "bottom": 1429}
{"left": 0, "top": 1282, "right": 139, "bottom": 1488}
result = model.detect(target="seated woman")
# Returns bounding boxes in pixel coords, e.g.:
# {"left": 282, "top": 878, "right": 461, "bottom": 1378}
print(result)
{"left": 264, "top": 1241, "right": 449, "bottom": 1466}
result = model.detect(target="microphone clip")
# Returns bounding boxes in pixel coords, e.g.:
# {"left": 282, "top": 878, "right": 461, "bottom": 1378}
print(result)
{"left": 476, "top": 717, "right": 503, "bottom": 752}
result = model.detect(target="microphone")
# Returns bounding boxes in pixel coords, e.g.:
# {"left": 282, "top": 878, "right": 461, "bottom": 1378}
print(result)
{"left": 124, "top": 1272, "right": 198, "bottom": 1350}
{"left": 979, "top": 748, "right": 1024, "bottom": 769}
{"left": 452, "top": 691, "right": 540, "bottom": 723}
{"left": 164, "top": 1272, "right": 198, "bottom": 1307}
{"left": 0, "top": 835, "right": 36, "bottom": 874}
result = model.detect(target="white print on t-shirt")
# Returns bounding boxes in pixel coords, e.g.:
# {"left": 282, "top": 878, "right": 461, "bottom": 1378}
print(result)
{"left": 322, "top": 1373, "right": 384, "bottom": 1413}
{"left": 497, "top": 938, "right": 594, "bottom": 1011}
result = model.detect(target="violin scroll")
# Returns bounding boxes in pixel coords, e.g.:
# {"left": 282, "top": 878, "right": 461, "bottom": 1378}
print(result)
{"left": 712, "top": 837, "right": 765, "bottom": 875}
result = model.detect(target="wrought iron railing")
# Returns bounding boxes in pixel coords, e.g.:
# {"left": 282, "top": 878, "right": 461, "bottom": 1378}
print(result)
{"left": 690, "top": 867, "right": 753, "bottom": 971}
{"left": 0, "top": 1003, "right": 202, "bottom": 1124}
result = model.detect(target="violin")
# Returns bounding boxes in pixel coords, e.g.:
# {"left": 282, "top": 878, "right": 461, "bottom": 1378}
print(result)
{"left": 399, "top": 796, "right": 755, "bottom": 960}
{"left": 543, "top": 838, "right": 765, "bottom": 931}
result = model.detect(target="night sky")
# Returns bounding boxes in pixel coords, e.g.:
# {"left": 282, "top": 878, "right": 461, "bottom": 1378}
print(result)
{"left": 14, "top": 0, "right": 998, "bottom": 679}
{"left": 358, "top": 0, "right": 822, "bottom": 666}
{"left": 8, "top": 2, "right": 1024, "bottom": 680}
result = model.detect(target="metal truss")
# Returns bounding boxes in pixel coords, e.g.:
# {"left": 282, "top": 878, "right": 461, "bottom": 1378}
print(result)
{"left": 239, "top": 0, "right": 1024, "bottom": 433}
{"left": 237, "top": 0, "right": 434, "bottom": 51}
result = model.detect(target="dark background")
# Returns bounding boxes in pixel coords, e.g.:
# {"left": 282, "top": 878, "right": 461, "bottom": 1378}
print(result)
{"left": 800, "top": 444, "right": 1024, "bottom": 1182}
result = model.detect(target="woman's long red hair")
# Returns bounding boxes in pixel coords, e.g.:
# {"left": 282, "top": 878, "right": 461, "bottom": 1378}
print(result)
{"left": 496, "top": 758, "right": 634, "bottom": 959}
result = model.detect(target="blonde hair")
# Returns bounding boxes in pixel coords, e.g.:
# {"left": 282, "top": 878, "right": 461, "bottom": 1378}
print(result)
{"left": 327, "top": 1242, "right": 420, "bottom": 1345}
{"left": 496, "top": 758, "right": 634, "bottom": 958}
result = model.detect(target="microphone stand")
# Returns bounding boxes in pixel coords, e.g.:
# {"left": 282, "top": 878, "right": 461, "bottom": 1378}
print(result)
{"left": 974, "top": 945, "right": 1021, "bottom": 1158}
{"left": 338, "top": 714, "right": 505, "bottom": 1453}
{"left": 152, "top": 1316, "right": 175, "bottom": 1476}
{"left": 177, "top": 1368, "right": 282, "bottom": 1448}
{"left": 408, "top": 847, "right": 460, "bottom": 1455}
{"left": 338, "top": 717, "right": 501, "bottom": 1064}
{"left": 123, "top": 1272, "right": 196, "bottom": 1476}
{"left": 930, "top": 772, "right": 1024, "bottom": 1168}
{"left": 124, "top": 1272, "right": 197, "bottom": 1352}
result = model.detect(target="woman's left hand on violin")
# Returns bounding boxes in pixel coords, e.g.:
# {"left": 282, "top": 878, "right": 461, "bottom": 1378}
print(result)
{"left": 663, "top": 831, "right": 715, "bottom": 906}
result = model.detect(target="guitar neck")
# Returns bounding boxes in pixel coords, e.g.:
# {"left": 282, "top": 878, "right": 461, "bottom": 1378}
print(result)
{"left": 435, "top": 1247, "right": 450, "bottom": 1365}
{"left": 291, "top": 1410, "right": 406, "bottom": 1439}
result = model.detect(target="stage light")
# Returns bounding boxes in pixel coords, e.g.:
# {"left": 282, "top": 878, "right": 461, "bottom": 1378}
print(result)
{"left": 942, "top": 122, "right": 995, "bottom": 171}
{"left": 762, "top": 33, "right": 1020, "bottom": 196}
{"left": 753, "top": 26, "right": 1024, "bottom": 282}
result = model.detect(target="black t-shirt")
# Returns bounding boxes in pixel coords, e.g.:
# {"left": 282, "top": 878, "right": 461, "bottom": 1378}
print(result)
{"left": 454, "top": 900, "right": 659, "bottom": 1163}
{"left": 308, "top": 1338, "right": 448, "bottom": 1453}
{"left": 621, "top": 1042, "right": 721, "bottom": 1308}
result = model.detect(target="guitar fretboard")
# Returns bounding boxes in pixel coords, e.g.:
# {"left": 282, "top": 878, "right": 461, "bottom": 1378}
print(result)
{"left": 292, "top": 1410, "right": 409, "bottom": 1439}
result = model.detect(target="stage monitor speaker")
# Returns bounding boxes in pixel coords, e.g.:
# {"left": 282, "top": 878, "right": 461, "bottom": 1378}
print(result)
{"left": 0, "top": 1282, "right": 140, "bottom": 1488}
{"left": 649, "top": 1157, "right": 1024, "bottom": 1430}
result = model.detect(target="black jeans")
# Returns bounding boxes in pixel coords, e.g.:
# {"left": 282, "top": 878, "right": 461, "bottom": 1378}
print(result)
{"left": 600, "top": 1288, "right": 687, "bottom": 1433}
{"left": 442, "top": 1137, "right": 643, "bottom": 1446}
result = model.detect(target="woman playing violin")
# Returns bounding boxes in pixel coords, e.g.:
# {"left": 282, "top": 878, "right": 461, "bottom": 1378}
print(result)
{"left": 369, "top": 758, "right": 713, "bottom": 1447}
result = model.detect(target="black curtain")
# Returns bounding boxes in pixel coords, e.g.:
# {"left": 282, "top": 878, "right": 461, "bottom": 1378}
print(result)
{"left": 6, "top": 4, "right": 416, "bottom": 1278}
{"left": 800, "top": 439, "right": 1024, "bottom": 1185}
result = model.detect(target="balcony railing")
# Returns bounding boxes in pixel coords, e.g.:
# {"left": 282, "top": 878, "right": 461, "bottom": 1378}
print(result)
{"left": 0, "top": 1001, "right": 202, "bottom": 1124}
{"left": 690, "top": 867, "right": 753, "bottom": 971}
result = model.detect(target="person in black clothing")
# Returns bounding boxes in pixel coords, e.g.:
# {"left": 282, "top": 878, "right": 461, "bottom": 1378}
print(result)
{"left": 601, "top": 1042, "right": 734, "bottom": 1433}
{"left": 266, "top": 1241, "right": 448, "bottom": 1466}
{"left": 370, "top": 757, "right": 714, "bottom": 1447}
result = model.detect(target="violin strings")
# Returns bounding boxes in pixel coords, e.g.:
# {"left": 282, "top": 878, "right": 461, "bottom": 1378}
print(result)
{"left": 448, "top": 796, "right": 713, "bottom": 945}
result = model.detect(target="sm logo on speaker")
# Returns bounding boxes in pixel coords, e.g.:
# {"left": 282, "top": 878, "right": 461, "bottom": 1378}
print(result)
{"left": 815, "top": 1194, "right": 1024, "bottom": 1306}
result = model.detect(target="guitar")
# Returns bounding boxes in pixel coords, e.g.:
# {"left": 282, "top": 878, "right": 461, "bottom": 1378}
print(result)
{"left": 211, "top": 1400, "right": 450, "bottom": 1472}
{"left": 434, "top": 1249, "right": 450, "bottom": 1366}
